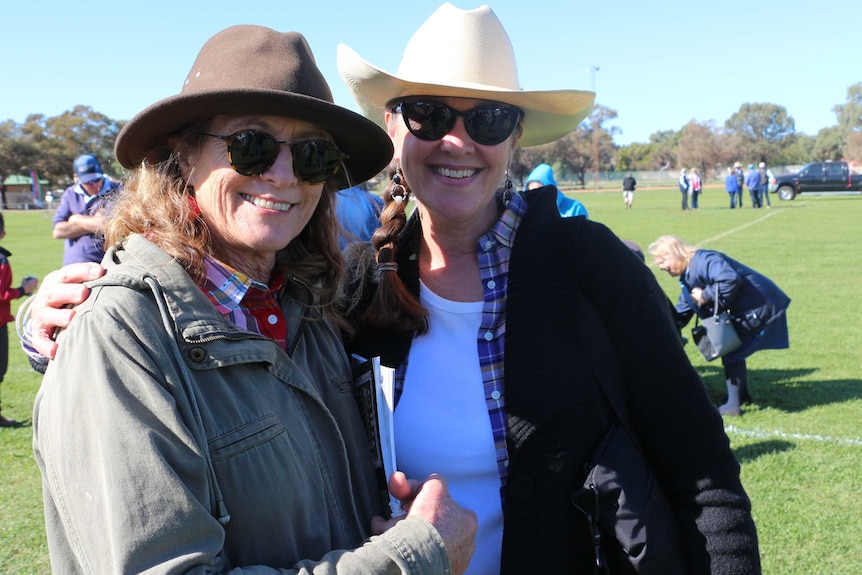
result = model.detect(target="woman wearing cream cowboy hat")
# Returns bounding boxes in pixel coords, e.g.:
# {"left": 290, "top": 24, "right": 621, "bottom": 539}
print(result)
{"left": 338, "top": 3, "right": 761, "bottom": 574}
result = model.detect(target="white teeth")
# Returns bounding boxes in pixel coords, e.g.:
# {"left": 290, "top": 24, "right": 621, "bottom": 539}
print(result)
{"left": 241, "top": 194, "right": 291, "bottom": 212}
{"left": 436, "top": 167, "right": 476, "bottom": 179}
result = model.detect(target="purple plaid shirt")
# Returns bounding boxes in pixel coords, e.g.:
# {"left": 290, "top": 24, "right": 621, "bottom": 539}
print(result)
{"left": 395, "top": 193, "right": 527, "bottom": 494}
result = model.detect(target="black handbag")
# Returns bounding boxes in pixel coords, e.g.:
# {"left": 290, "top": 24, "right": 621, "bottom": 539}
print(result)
{"left": 572, "top": 295, "right": 685, "bottom": 575}
{"left": 691, "top": 293, "right": 742, "bottom": 362}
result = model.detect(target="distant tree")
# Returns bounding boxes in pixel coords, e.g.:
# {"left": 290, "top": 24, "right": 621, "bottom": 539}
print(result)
{"left": 677, "top": 120, "right": 722, "bottom": 178}
{"left": 615, "top": 143, "right": 650, "bottom": 171}
{"left": 511, "top": 145, "right": 549, "bottom": 186}
{"left": 512, "top": 104, "right": 619, "bottom": 188}
{"left": 844, "top": 132, "right": 862, "bottom": 163}
{"left": 823, "top": 82, "right": 862, "bottom": 160}
{"left": 616, "top": 129, "right": 679, "bottom": 172}
{"left": 552, "top": 104, "right": 619, "bottom": 187}
{"left": 0, "top": 106, "right": 123, "bottom": 187}
{"left": 832, "top": 83, "right": 862, "bottom": 133}
{"left": 725, "top": 102, "right": 795, "bottom": 163}
{"left": 812, "top": 126, "right": 844, "bottom": 161}
{"left": 780, "top": 134, "right": 816, "bottom": 167}
{"left": 0, "top": 120, "right": 41, "bottom": 179}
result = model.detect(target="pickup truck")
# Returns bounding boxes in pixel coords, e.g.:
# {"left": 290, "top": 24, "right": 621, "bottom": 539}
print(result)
{"left": 774, "top": 160, "right": 862, "bottom": 201}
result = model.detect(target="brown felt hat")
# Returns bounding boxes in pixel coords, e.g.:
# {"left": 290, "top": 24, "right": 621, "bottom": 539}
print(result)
{"left": 115, "top": 25, "right": 393, "bottom": 184}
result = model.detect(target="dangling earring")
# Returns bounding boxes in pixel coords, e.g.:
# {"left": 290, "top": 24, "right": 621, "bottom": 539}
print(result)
{"left": 502, "top": 170, "right": 514, "bottom": 204}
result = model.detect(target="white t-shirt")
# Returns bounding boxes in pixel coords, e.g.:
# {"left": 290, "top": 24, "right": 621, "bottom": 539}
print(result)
{"left": 395, "top": 282, "right": 503, "bottom": 575}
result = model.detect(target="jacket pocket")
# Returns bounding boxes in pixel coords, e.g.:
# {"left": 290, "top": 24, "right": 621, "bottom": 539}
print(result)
{"left": 208, "top": 415, "right": 285, "bottom": 462}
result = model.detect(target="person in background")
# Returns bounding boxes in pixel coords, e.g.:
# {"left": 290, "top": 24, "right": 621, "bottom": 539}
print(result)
{"left": 678, "top": 167, "right": 690, "bottom": 210}
{"left": 649, "top": 235, "right": 790, "bottom": 417}
{"left": 622, "top": 171, "right": 637, "bottom": 209}
{"left": 337, "top": 3, "right": 760, "bottom": 572}
{"left": 758, "top": 161, "right": 773, "bottom": 208}
{"left": 30, "top": 24, "right": 474, "bottom": 574}
{"left": 725, "top": 166, "right": 741, "bottom": 208}
{"left": 52, "top": 154, "right": 120, "bottom": 265}
{"left": 689, "top": 167, "right": 702, "bottom": 210}
{"left": 0, "top": 212, "right": 38, "bottom": 428}
{"left": 524, "top": 163, "right": 588, "bottom": 218}
{"left": 335, "top": 183, "right": 385, "bottom": 249}
{"left": 733, "top": 162, "right": 745, "bottom": 208}
{"left": 746, "top": 163, "right": 762, "bottom": 208}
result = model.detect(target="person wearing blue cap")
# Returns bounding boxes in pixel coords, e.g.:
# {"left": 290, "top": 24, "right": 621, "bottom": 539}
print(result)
{"left": 52, "top": 154, "right": 120, "bottom": 265}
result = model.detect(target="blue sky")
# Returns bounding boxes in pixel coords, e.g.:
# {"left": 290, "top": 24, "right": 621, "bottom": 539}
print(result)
{"left": 3, "top": 0, "right": 859, "bottom": 145}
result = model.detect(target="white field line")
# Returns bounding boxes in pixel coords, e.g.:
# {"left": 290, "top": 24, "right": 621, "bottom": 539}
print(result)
{"left": 725, "top": 424, "right": 862, "bottom": 447}
{"left": 695, "top": 207, "right": 789, "bottom": 246}
{"left": 644, "top": 204, "right": 805, "bottom": 271}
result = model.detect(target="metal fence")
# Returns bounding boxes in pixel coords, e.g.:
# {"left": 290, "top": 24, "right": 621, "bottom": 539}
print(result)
{"left": 558, "top": 166, "right": 807, "bottom": 191}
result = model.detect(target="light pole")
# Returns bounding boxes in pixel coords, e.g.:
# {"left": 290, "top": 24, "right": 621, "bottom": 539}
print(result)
{"left": 586, "top": 66, "right": 600, "bottom": 191}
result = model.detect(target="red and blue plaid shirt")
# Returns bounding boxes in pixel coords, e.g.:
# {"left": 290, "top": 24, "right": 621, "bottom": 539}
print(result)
{"left": 200, "top": 256, "right": 288, "bottom": 351}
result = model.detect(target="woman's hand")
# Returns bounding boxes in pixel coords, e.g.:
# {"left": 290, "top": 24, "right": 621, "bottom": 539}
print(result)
{"left": 371, "top": 472, "right": 477, "bottom": 575}
{"left": 27, "top": 262, "right": 106, "bottom": 359}
{"left": 690, "top": 287, "right": 705, "bottom": 306}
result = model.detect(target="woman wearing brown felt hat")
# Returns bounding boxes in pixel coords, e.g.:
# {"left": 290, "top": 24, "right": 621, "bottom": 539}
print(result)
{"left": 31, "top": 24, "right": 476, "bottom": 575}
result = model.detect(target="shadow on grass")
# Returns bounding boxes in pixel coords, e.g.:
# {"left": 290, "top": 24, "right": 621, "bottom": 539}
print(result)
{"left": 733, "top": 440, "right": 795, "bottom": 464}
{"left": 694, "top": 366, "right": 861, "bottom": 413}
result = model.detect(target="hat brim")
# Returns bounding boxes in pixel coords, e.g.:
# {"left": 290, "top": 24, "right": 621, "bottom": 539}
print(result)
{"left": 115, "top": 89, "right": 393, "bottom": 185}
{"left": 338, "top": 44, "right": 595, "bottom": 148}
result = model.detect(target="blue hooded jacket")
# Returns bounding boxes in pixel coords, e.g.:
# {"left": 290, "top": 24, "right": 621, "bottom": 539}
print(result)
{"left": 524, "top": 164, "right": 588, "bottom": 218}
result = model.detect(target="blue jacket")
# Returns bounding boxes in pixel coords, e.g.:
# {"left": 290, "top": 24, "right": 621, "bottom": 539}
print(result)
{"left": 725, "top": 173, "right": 739, "bottom": 193}
{"left": 676, "top": 249, "right": 790, "bottom": 357}
{"left": 745, "top": 170, "right": 762, "bottom": 191}
{"left": 525, "top": 164, "right": 588, "bottom": 218}
{"left": 335, "top": 186, "right": 384, "bottom": 249}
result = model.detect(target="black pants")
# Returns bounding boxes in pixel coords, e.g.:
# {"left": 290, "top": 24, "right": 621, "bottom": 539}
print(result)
{"left": 0, "top": 325, "right": 7, "bottom": 409}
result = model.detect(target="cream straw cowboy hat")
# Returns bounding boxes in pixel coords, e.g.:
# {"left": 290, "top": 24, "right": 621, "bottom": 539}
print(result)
{"left": 337, "top": 3, "right": 595, "bottom": 148}
{"left": 115, "top": 25, "right": 392, "bottom": 184}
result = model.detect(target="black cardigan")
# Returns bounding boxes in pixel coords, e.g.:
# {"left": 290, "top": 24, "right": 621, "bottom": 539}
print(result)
{"left": 347, "top": 187, "right": 761, "bottom": 574}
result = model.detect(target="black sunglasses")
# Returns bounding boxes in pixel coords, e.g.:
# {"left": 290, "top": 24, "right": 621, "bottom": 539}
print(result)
{"left": 392, "top": 99, "right": 523, "bottom": 146}
{"left": 200, "top": 129, "right": 347, "bottom": 183}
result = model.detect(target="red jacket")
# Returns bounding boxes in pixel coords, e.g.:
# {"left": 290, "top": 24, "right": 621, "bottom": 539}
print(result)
{"left": 0, "top": 247, "right": 25, "bottom": 325}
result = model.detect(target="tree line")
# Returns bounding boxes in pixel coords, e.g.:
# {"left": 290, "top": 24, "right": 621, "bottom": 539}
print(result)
{"left": 3, "top": 83, "right": 861, "bottom": 190}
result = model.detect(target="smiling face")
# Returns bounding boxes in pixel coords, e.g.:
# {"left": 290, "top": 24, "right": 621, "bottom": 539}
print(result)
{"left": 386, "top": 96, "right": 520, "bottom": 237}
{"left": 181, "top": 114, "right": 330, "bottom": 279}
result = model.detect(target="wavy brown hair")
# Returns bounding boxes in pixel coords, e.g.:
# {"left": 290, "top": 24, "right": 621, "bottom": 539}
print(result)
{"left": 105, "top": 125, "right": 345, "bottom": 318}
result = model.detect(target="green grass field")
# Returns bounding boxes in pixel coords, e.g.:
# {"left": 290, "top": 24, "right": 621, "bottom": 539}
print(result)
{"left": 1, "top": 186, "right": 860, "bottom": 574}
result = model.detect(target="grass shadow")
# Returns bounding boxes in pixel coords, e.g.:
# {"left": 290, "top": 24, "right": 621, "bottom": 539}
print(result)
{"left": 694, "top": 366, "right": 861, "bottom": 413}
{"left": 733, "top": 440, "right": 795, "bottom": 464}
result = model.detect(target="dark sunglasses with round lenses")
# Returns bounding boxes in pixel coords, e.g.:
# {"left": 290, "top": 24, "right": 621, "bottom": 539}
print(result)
{"left": 392, "top": 99, "right": 523, "bottom": 146}
{"left": 200, "top": 129, "right": 348, "bottom": 183}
